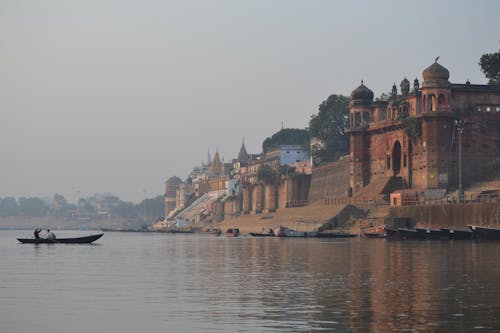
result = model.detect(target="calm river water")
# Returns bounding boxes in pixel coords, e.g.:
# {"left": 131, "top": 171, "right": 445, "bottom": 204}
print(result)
{"left": 1, "top": 230, "right": 500, "bottom": 332}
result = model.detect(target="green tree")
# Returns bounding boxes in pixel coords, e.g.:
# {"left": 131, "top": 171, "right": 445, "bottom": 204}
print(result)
{"left": 479, "top": 49, "right": 500, "bottom": 84}
{"left": 262, "top": 128, "right": 310, "bottom": 153}
{"left": 257, "top": 165, "right": 279, "bottom": 185}
{"left": 309, "top": 94, "right": 350, "bottom": 165}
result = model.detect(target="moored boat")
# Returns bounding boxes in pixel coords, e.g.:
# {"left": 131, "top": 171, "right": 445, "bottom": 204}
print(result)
{"left": 415, "top": 228, "right": 443, "bottom": 240}
{"left": 315, "top": 232, "right": 357, "bottom": 238}
{"left": 384, "top": 226, "right": 401, "bottom": 239}
{"left": 469, "top": 225, "right": 500, "bottom": 240}
{"left": 398, "top": 228, "right": 420, "bottom": 240}
{"left": 273, "top": 225, "right": 307, "bottom": 237}
{"left": 362, "top": 225, "right": 387, "bottom": 238}
{"left": 226, "top": 228, "right": 240, "bottom": 237}
{"left": 17, "top": 233, "right": 103, "bottom": 244}
{"left": 441, "top": 228, "right": 474, "bottom": 240}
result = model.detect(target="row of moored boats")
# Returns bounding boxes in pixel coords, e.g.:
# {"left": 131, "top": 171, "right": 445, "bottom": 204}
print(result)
{"left": 363, "top": 225, "right": 500, "bottom": 240}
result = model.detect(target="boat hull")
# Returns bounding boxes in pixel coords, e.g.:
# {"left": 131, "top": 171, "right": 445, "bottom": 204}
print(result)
{"left": 249, "top": 232, "right": 274, "bottom": 237}
{"left": 17, "top": 234, "right": 103, "bottom": 244}
{"left": 470, "top": 225, "right": 500, "bottom": 240}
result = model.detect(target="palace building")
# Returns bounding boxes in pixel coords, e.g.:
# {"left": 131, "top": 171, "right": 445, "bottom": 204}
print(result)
{"left": 347, "top": 60, "right": 500, "bottom": 197}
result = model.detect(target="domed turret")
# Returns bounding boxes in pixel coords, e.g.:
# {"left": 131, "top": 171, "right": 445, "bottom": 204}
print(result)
{"left": 350, "top": 81, "right": 374, "bottom": 102}
{"left": 400, "top": 77, "right": 410, "bottom": 96}
{"left": 423, "top": 61, "right": 450, "bottom": 81}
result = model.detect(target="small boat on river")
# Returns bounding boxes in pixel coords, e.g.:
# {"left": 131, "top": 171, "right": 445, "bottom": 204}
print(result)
{"left": 17, "top": 233, "right": 103, "bottom": 244}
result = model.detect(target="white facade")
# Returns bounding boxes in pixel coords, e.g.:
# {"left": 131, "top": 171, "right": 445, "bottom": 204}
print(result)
{"left": 267, "top": 145, "right": 310, "bottom": 166}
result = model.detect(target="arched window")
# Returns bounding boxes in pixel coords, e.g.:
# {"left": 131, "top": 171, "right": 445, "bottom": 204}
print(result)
{"left": 354, "top": 112, "right": 361, "bottom": 127}
{"left": 429, "top": 94, "right": 436, "bottom": 111}
{"left": 438, "top": 94, "right": 446, "bottom": 106}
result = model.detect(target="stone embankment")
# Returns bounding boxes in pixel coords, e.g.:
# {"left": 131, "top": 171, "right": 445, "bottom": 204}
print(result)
{"left": 215, "top": 204, "right": 366, "bottom": 234}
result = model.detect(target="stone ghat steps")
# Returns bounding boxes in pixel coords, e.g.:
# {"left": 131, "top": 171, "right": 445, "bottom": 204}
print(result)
{"left": 354, "top": 176, "right": 406, "bottom": 203}
{"left": 217, "top": 204, "right": 350, "bottom": 234}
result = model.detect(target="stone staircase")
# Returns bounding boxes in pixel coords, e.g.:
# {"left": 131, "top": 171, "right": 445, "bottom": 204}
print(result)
{"left": 354, "top": 176, "right": 406, "bottom": 204}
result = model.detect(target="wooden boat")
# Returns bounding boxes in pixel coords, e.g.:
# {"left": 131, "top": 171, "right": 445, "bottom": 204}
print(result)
{"left": 362, "top": 225, "right": 387, "bottom": 238}
{"left": 315, "top": 231, "right": 357, "bottom": 238}
{"left": 440, "top": 228, "right": 473, "bottom": 240}
{"left": 226, "top": 228, "right": 240, "bottom": 237}
{"left": 398, "top": 228, "right": 420, "bottom": 240}
{"left": 273, "top": 225, "right": 307, "bottom": 237}
{"left": 250, "top": 232, "right": 274, "bottom": 237}
{"left": 250, "top": 228, "right": 275, "bottom": 237}
{"left": 384, "top": 226, "right": 401, "bottom": 239}
{"left": 469, "top": 225, "right": 500, "bottom": 240}
{"left": 17, "top": 233, "right": 103, "bottom": 244}
{"left": 415, "top": 228, "right": 443, "bottom": 240}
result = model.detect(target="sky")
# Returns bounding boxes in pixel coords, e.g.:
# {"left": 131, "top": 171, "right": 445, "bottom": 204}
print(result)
{"left": 1, "top": 0, "right": 499, "bottom": 203}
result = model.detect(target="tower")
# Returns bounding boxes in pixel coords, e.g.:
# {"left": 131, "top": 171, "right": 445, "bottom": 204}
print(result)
{"left": 348, "top": 81, "right": 374, "bottom": 194}
{"left": 420, "top": 60, "right": 453, "bottom": 188}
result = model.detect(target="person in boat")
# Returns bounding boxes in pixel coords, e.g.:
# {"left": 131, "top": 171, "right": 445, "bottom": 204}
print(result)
{"left": 34, "top": 228, "right": 42, "bottom": 239}
{"left": 269, "top": 228, "right": 274, "bottom": 236}
{"left": 46, "top": 229, "right": 56, "bottom": 240}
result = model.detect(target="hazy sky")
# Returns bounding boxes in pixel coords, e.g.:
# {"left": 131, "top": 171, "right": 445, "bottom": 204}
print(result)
{"left": 1, "top": 0, "right": 499, "bottom": 202}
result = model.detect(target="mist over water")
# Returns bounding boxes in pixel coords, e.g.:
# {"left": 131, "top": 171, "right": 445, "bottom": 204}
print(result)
{"left": 2, "top": 230, "right": 500, "bottom": 332}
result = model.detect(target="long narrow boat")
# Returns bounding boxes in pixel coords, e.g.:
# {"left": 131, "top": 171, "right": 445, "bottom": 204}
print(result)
{"left": 441, "top": 228, "right": 474, "bottom": 240}
{"left": 398, "top": 228, "right": 420, "bottom": 240}
{"left": 384, "top": 226, "right": 401, "bottom": 240}
{"left": 469, "top": 225, "right": 500, "bottom": 240}
{"left": 315, "top": 232, "right": 357, "bottom": 238}
{"left": 250, "top": 232, "right": 274, "bottom": 237}
{"left": 17, "top": 233, "right": 103, "bottom": 244}
{"left": 415, "top": 228, "right": 444, "bottom": 240}
{"left": 362, "top": 225, "right": 387, "bottom": 238}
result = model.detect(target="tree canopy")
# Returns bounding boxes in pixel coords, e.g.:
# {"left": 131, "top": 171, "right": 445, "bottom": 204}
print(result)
{"left": 309, "top": 94, "right": 350, "bottom": 165}
{"left": 479, "top": 49, "right": 500, "bottom": 85}
{"left": 262, "top": 128, "right": 310, "bottom": 153}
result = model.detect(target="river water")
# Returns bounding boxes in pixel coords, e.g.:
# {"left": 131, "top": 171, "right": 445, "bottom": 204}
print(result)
{"left": 1, "top": 230, "right": 500, "bottom": 332}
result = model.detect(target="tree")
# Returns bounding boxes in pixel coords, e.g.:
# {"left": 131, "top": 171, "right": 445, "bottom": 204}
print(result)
{"left": 479, "top": 49, "right": 500, "bottom": 84}
{"left": 136, "top": 195, "right": 165, "bottom": 220}
{"left": 257, "top": 165, "right": 279, "bottom": 185}
{"left": 18, "top": 197, "right": 48, "bottom": 217}
{"left": 309, "top": 94, "right": 350, "bottom": 165}
{"left": 262, "top": 128, "right": 310, "bottom": 153}
{"left": 0, "top": 197, "right": 20, "bottom": 216}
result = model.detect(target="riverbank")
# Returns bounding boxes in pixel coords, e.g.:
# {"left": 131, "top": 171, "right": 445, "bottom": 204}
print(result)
{"left": 212, "top": 204, "right": 365, "bottom": 235}
{"left": 0, "top": 216, "right": 138, "bottom": 230}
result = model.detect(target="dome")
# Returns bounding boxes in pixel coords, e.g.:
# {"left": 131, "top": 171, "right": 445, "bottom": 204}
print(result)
{"left": 350, "top": 82, "right": 374, "bottom": 101}
{"left": 165, "top": 176, "right": 182, "bottom": 185}
{"left": 423, "top": 61, "right": 449, "bottom": 81}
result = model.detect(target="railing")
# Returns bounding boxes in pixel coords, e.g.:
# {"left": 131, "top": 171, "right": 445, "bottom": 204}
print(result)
{"left": 322, "top": 192, "right": 499, "bottom": 208}
{"left": 285, "top": 200, "right": 309, "bottom": 208}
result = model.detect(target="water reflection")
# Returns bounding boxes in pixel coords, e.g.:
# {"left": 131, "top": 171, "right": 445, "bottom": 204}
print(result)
{"left": 1, "top": 231, "right": 500, "bottom": 332}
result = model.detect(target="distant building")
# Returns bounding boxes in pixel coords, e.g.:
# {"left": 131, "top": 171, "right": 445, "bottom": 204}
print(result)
{"left": 164, "top": 176, "right": 182, "bottom": 217}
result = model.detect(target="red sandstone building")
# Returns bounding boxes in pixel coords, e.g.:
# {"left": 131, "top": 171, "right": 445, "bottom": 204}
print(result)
{"left": 347, "top": 60, "right": 500, "bottom": 198}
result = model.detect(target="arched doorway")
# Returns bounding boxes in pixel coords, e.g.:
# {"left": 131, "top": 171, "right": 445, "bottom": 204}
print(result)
{"left": 392, "top": 141, "right": 402, "bottom": 176}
